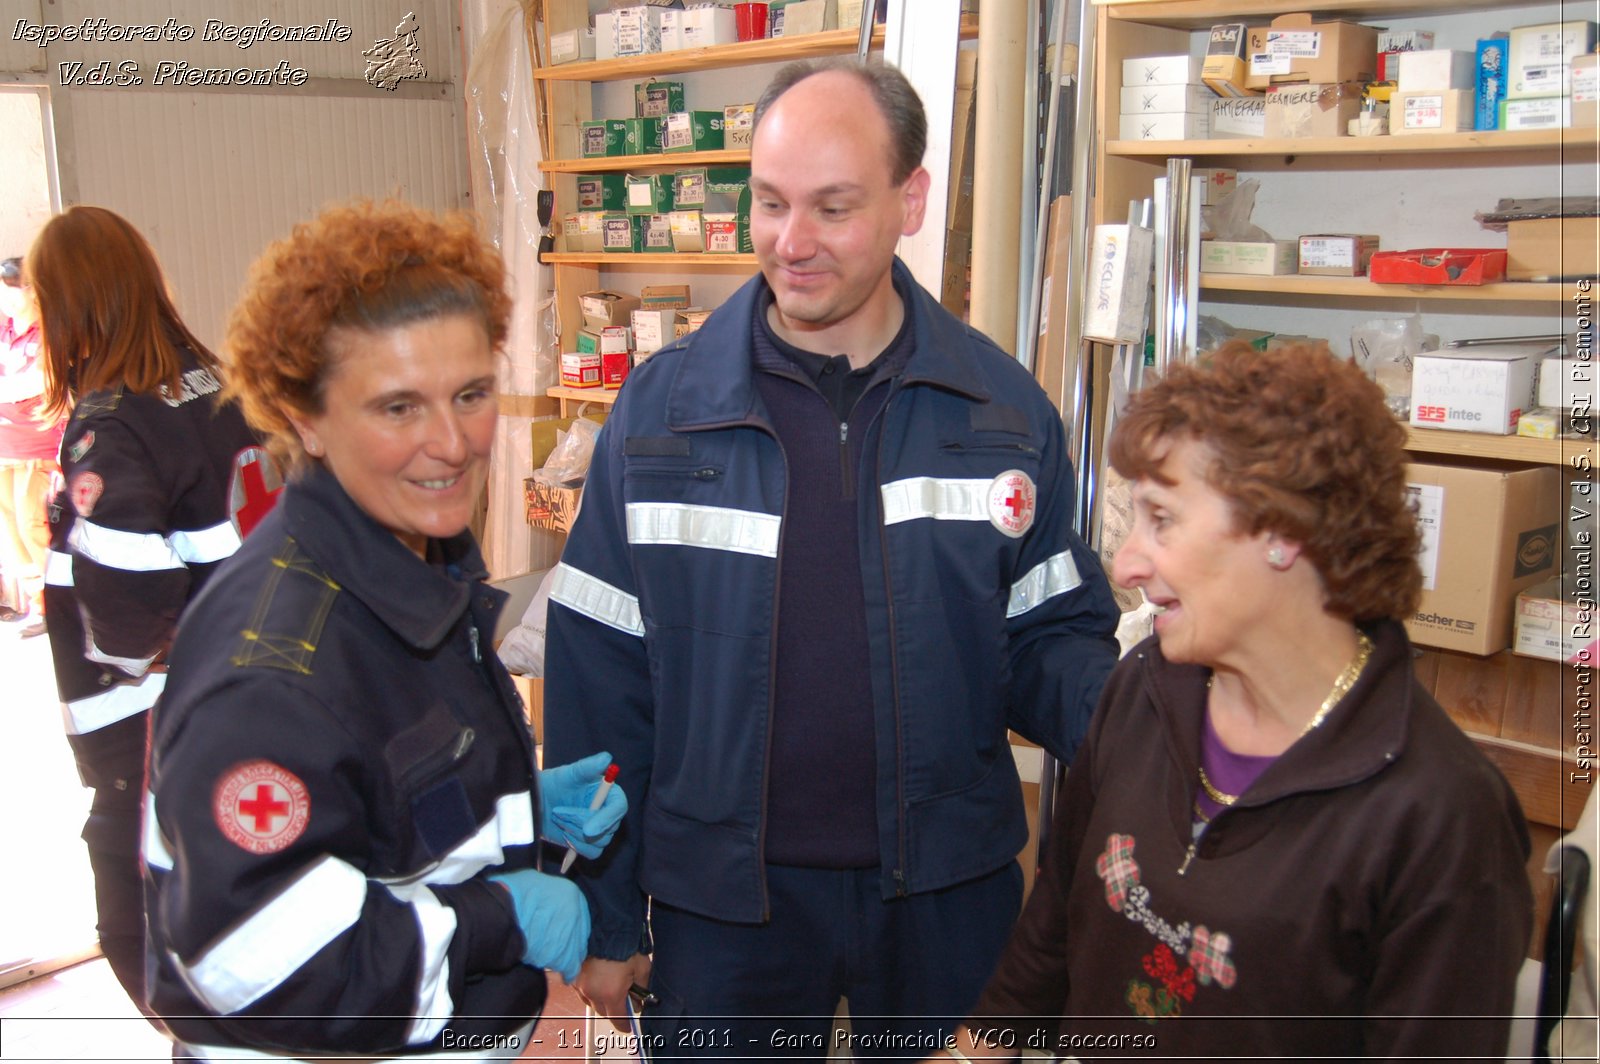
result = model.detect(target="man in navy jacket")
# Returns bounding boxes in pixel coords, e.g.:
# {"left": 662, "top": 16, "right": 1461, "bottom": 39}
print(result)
{"left": 544, "top": 57, "right": 1120, "bottom": 1058}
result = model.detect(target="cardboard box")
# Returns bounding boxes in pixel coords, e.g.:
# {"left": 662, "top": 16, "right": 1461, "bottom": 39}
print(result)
{"left": 567, "top": 211, "right": 606, "bottom": 252}
{"left": 1118, "top": 111, "right": 1209, "bottom": 140}
{"left": 1200, "top": 239, "right": 1298, "bottom": 275}
{"left": 611, "top": 5, "right": 663, "bottom": 56}
{"left": 663, "top": 111, "right": 725, "bottom": 153}
{"left": 674, "top": 307, "right": 713, "bottom": 337}
{"left": 1393, "top": 89, "right": 1474, "bottom": 133}
{"left": 680, "top": 4, "right": 736, "bottom": 47}
{"left": 580, "top": 291, "right": 641, "bottom": 331}
{"left": 560, "top": 351, "right": 603, "bottom": 388}
{"left": 1210, "top": 95, "right": 1267, "bottom": 138}
{"left": 1574, "top": 53, "right": 1599, "bottom": 127}
{"left": 1034, "top": 195, "right": 1072, "bottom": 414}
{"left": 1119, "top": 83, "right": 1213, "bottom": 114}
{"left": 724, "top": 103, "right": 755, "bottom": 149}
{"left": 1264, "top": 83, "right": 1363, "bottom": 138}
{"left": 526, "top": 478, "right": 583, "bottom": 534}
{"left": 601, "top": 213, "right": 643, "bottom": 253}
{"left": 839, "top": 0, "right": 867, "bottom": 31}
{"left": 772, "top": 0, "right": 836, "bottom": 37}
{"left": 575, "top": 173, "right": 627, "bottom": 212}
{"left": 1475, "top": 37, "right": 1510, "bottom": 130}
{"left": 1082, "top": 223, "right": 1154, "bottom": 344}
{"left": 582, "top": 119, "right": 629, "bottom": 158}
{"left": 1377, "top": 29, "right": 1435, "bottom": 53}
{"left": 1514, "top": 578, "right": 1595, "bottom": 663}
{"left": 625, "top": 172, "right": 674, "bottom": 215}
{"left": 635, "top": 80, "right": 685, "bottom": 118}
{"left": 598, "top": 323, "right": 631, "bottom": 353}
{"left": 1539, "top": 357, "right": 1596, "bottom": 408}
{"left": 550, "top": 27, "right": 595, "bottom": 65}
{"left": 1121, "top": 55, "right": 1204, "bottom": 86}
{"left": 1194, "top": 168, "right": 1239, "bottom": 206}
{"left": 669, "top": 210, "right": 704, "bottom": 252}
{"left": 632, "top": 308, "right": 678, "bottom": 357}
{"left": 1397, "top": 49, "right": 1476, "bottom": 91}
{"left": 701, "top": 212, "right": 738, "bottom": 254}
{"left": 641, "top": 283, "right": 691, "bottom": 310}
{"left": 1507, "top": 215, "right": 1600, "bottom": 281}
{"left": 658, "top": 8, "right": 685, "bottom": 51}
{"left": 1508, "top": 20, "right": 1598, "bottom": 98}
{"left": 594, "top": 10, "right": 616, "bottom": 60}
{"left": 1246, "top": 14, "right": 1378, "bottom": 89}
{"left": 640, "top": 214, "right": 674, "bottom": 253}
{"left": 1202, "top": 23, "right": 1253, "bottom": 97}
{"left": 621, "top": 117, "right": 663, "bottom": 155}
{"left": 1298, "top": 233, "right": 1379, "bottom": 275}
{"left": 574, "top": 329, "right": 599, "bottom": 355}
{"left": 1516, "top": 407, "right": 1561, "bottom": 438}
{"left": 1500, "top": 95, "right": 1572, "bottom": 129}
{"left": 602, "top": 350, "right": 631, "bottom": 390}
{"left": 1409, "top": 344, "right": 1547, "bottom": 434}
{"left": 1405, "top": 462, "right": 1561, "bottom": 655}
{"left": 1368, "top": 247, "right": 1506, "bottom": 285}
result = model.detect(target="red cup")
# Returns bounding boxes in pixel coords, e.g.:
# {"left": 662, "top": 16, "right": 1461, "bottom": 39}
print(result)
{"left": 735, "top": 2, "right": 769, "bottom": 41}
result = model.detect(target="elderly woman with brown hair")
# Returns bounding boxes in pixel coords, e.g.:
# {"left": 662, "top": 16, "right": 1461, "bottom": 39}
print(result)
{"left": 143, "top": 200, "right": 625, "bottom": 1060}
{"left": 947, "top": 341, "right": 1533, "bottom": 1060}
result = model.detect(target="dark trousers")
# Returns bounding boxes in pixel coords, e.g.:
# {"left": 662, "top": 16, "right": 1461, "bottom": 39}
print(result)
{"left": 80, "top": 765, "right": 162, "bottom": 1028}
{"left": 642, "top": 862, "right": 1022, "bottom": 1062}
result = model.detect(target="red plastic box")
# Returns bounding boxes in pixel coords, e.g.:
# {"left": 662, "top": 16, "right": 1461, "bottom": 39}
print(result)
{"left": 1368, "top": 248, "right": 1508, "bottom": 285}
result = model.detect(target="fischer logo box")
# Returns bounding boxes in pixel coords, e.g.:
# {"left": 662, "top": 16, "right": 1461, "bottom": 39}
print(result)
{"left": 1409, "top": 344, "right": 1546, "bottom": 434}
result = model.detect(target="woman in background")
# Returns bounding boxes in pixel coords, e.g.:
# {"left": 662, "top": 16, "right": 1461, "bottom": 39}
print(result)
{"left": 144, "top": 200, "right": 625, "bottom": 1060}
{"left": 29, "top": 207, "right": 260, "bottom": 1018}
{"left": 0, "top": 255, "right": 62, "bottom": 637}
{"left": 949, "top": 341, "right": 1532, "bottom": 1059}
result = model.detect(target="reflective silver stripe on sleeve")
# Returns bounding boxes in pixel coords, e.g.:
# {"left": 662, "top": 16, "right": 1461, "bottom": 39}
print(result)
{"left": 143, "top": 789, "right": 173, "bottom": 872}
{"left": 179, "top": 854, "right": 366, "bottom": 1015}
{"left": 170, "top": 520, "right": 242, "bottom": 564}
{"left": 880, "top": 477, "right": 992, "bottom": 525}
{"left": 85, "top": 637, "right": 159, "bottom": 678}
{"left": 549, "top": 562, "right": 644, "bottom": 637}
{"left": 61, "top": 671, "right": 165, "bottom": 735}
{"left": 69, "top": 521, "right": 185, "bottom": 572}
{"left": 378, "top": 791, "right": 536, "bottom": 891}
{"left": 44, "top": 549, "right": 73, "bottom": 586}
{"left": 625, "top": 501, "right": 781, "bottom": 557}
{"left": 1007, "top": 550, "right": 1084, "bottom": 619}
{"left": 393, "top": 888, "right": 455, "bottom": 1044}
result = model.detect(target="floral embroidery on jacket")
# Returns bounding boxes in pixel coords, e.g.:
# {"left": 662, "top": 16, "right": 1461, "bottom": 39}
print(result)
{"left": 1095, "top": 833, "right": 1238, "bottom": 1022}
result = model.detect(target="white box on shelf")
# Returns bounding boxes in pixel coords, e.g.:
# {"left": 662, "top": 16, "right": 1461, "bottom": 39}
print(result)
{"left": 612, "top": 6, "right": 664, "bottom": 55}
{"left": 1409, "top": 345, "right": 1546, "bottom": 435}
{"left": 1502, "top": 95, "right": 1572, "bottom": 129}
{"left": 1118, "top": 111, "right": 1209, "bottom": 140}
{"left": 1538, "top": 357, "right": 1594, "bottom": 408}
{"left": 1118, "top": 83, "right": 1213, "bottom": 114}
{"left": 1082, "top": 224, "right": 1155, "bottom": 344}
{"left": 1508, "top": 20, "right": 1598, "bottom": 98}
{"left": 550, "top": 28, "right": 596, "bottom": 65}
{"left": 1121, "top": 55, "right": 1205, "bottom": 87}
{"left": 594, "top": 11, "right": 617, "bottom": 60}
{"left": 1396, "top": 49, "right": 1476, "bottom": 92}
{"left": 682, "top": 5, "right": 738, "bottom": 47}
{"left": 1395, "top": 90, "right": 1474, "bottom": 133}
{"left": 659, "top": 9, "right": 685, "bottom": 51}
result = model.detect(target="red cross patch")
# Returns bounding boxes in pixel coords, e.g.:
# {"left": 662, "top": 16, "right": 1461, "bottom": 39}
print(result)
{"left": 69, "top": 472, "right": 104, "bottom": 518}
{"left": 228, "top": 446, "right": 284, "bottom": 539}
{"left": 986, "top": 469, "right": 1036, "bottom": 538}
{"left": 212, "top": 760, "right": 311, "bottom": 855}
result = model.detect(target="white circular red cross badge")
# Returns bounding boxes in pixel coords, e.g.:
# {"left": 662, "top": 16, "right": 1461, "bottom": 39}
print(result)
{"left": 212, "top": 760, "right": 311, "bottom": 855}
{"left": 987, "top": 469, "right": 1036, "bottom": 538}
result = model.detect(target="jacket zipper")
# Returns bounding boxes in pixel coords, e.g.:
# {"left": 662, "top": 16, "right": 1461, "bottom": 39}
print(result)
{"left": 872, "top": 384, "right": 909, "bottom": 896}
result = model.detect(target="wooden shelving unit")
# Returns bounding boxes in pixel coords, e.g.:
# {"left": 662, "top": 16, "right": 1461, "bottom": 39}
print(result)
{"left": 542, "top": 252, "right": 757, "bottom": 266}
{"left": 1107, "top": 127, "right": 1588, "bottom": 157}
{"left": 541, "top": 149, "right": 749, "bottom": 174}
{"left": 1199, "top": 274, "right": 1566, "bottom": 303}
{"left": 1403, "top": 426, "right": 1592, "bottom": 467}
{"left": 547, "top": 386, "right": 621, "bottom": 417}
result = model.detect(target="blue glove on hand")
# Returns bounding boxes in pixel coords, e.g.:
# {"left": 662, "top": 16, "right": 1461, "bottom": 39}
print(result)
{"left": 539, "top": 751, "right": 627, "bottom": 860}
{"left": 488, "top": 869, "right": 591, "bottom": 982}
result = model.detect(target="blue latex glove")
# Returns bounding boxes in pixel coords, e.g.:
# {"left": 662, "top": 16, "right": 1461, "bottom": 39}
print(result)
{"left": 488, "top": 869, "right": 591, "bottom": 981}
{"left": 539, "top": 751, "right": 627, "bottom": 860}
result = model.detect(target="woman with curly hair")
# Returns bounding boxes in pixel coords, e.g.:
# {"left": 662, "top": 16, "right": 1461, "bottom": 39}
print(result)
{"left": 948, "top": 342, "right": 1533, "bottom": 1059}
{"left": 144, "top": 200, "right": 626, "bottom": 1060}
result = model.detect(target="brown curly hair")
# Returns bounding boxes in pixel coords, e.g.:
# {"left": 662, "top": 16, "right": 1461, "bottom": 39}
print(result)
{"left": 224, "top": 200, "right": 511, "bottom": 472}
{"left": 1108, "top": 340, "right": 1422, "bottom": 623}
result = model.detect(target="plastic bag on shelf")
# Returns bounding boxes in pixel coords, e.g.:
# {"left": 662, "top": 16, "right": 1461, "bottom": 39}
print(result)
{"left": 1351, "top": 315, "right": 1434, "bottom": 419}
{"left": 1202, "top": 178, "right": 1273, "bottom": 243}
{"left": 534, "top": 417, "right": 601, "bottom": 488}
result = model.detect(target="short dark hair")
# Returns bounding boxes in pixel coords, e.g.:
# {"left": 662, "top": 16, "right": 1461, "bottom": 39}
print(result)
{"left": 1109, "top": 340, "right": 1423, "bottom": 623}
{"left": 0, "top": 257, "right": 21, "bottom": 288}
{"left": 753, "top": 57, "right": 927, "bottom": 184}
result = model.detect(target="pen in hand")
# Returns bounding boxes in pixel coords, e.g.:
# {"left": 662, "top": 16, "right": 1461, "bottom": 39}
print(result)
{"left": 559, "top": 763, "right": 620, "bottom": 874}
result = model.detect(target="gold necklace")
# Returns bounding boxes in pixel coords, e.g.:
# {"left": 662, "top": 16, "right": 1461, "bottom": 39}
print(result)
{"left": 1197, "top": 632, "right": 1374, "bottom": 811}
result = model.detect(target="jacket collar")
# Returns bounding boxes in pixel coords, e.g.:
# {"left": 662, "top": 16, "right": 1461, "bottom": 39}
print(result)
{"left": 281, "top": 463, "right": 482, "bottom": 652}
{"left": 664, "top": 257, "right": 991, "bottom": 431}
{"left": 1145, "top": 618, "right": 1414, "bottom": 810}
